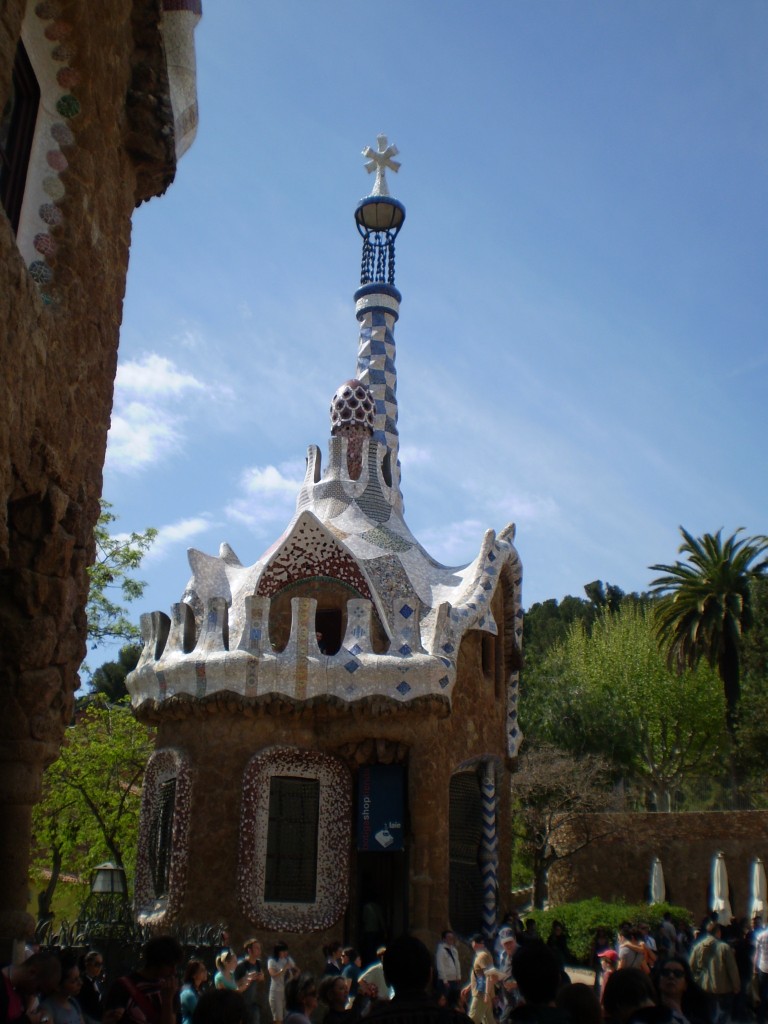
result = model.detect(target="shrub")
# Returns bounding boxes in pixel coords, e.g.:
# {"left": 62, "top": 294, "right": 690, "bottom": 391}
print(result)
{"left": 523, "top": 898, "right": 693, "bottom": 963}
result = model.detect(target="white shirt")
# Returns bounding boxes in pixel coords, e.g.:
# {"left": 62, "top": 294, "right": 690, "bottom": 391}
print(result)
{"left": 755, "top": 927, "right": 768, "bottom": 973}
{"left": 435, "top": 942, "right": 462, "bottom": 984}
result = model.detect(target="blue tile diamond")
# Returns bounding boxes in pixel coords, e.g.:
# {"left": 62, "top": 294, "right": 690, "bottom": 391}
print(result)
{"left": 396, "top": 680, "right": 411, "bottom": 695}
{"left": 399, "top": 604, "right": 414, "bottom": 619}
{"left": 345, "top": 660, "right": 360, "bottom": 674}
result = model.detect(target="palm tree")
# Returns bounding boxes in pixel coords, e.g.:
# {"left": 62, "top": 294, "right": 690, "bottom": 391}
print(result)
{"left": 650, "top": 527, "right": 768, "bottom": 736}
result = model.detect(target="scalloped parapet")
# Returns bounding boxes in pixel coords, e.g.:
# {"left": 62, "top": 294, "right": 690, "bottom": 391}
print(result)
{"left": 126, "top": 510, "right": 525, "bottom": 755}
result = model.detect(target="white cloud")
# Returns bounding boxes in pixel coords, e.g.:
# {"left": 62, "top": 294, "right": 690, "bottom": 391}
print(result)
{"left": 225, "top": 462, "right": 304, "bottom": 531}
{"left": 105, "top": 401, "right": 181, "bottom": 472}
{"left": 398, "top": 444, "right": 432, "bottom": 467}
{"left": 116, "top": 353, "right": 206, "bottom": 396}
{"left": 240, "top": 463, "right": 304, "bottom": 495}
{"left": 418, "top": 518, "right": 489, "bottom": 566}
{"left": 146, "top": 516, "right": 216, "bottom": 562}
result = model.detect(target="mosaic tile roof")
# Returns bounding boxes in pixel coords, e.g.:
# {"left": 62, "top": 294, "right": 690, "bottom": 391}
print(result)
{"left": 128, "top": 214, "right": 524, "bottom": 755}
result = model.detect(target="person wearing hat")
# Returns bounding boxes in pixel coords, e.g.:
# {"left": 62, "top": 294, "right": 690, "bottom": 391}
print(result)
{"left": 597, "top": 950, "right": 618, "bottom": 1000}
{"left": 497, "top": 932, "right": 520, "bottom": 1013}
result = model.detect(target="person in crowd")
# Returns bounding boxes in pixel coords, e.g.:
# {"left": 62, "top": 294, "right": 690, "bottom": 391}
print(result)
{"left": 467, "top": 952, "right": 494, "bottom": 1024}
{"left": 619, "top": 928, "right": 651, "bottom": 973}
{"left": 319, "top": 975, "right": 377, "bottom": 1024}
{"left": 283, "top": 974, "right": 318, "bottom": 1024}
{"left": 40, "top": 954, "right": 86, "bottom": 1024}
{"left": 341, "top": 950, "right": 363, "bottom": 999}
{"left": 688, "top": 921, "right": 740, "bottom": 1024}
{"left": 78, "top": 953, "right": 105, "bottom": 1024}
{"left": 497, "top": 930, "right": 521, "bottom": 1013}
{"left": 460, "top": 938, "right": 489, "bottom": 1009}
{"left": 658, "top": 917, "right": 677, "bottom": 959}
{"left": 192, "top": 991, "right": 246, "bottom": 1024}
{"left": 323, "top": 945, "right": 344, "bottom": 978}
{"left": 359, "top": 949, "right": 390, "bottom": 1003}
{"left": 180, "top": 962, "right": 208, "bottom": 1024}
{"left": 639, "top": 926, "right": 658, "bottom": 964}
{"left": 215, "top": 953, "right": 247, "bottom": 995}
{"left": 105, "top": 935, "right": 182, "bottom": 1024}
{"left": 753, "top": 916, "right": 768, "bottom": 1024}
{"left": 555, "top": 983, "right": 601, "bottom": 1024}
{"left": 501, "top": 941, "right": 568, "bottom": 1024}
{"left": 435, "top": 932, "right": 462, "bottom": 1009}
{"left": 651, "top": 956, "right": 710, "bottom": 1024}
{"left": 598, "top": 951, "right": 619, "bottom": 1001}
{"left": 267, "top": 944, "right": 298, "bottom": 1024}
{"left": 368, "top": 935, "right": 471, "bottom": 1024}
{"left": 546, "top": 922, "right": 573, "bottom": 971}
{"left": 2, "top": 952, "right": 62, "bottom": 1024}
{"left": 234, "top": 942, "right": 264, "bottom": 1024}
{"left": 520, "top": 922, "right": 539, "bottom": 946}
{"left": 601, "top": 969, "right": 659, "bottom": 1024}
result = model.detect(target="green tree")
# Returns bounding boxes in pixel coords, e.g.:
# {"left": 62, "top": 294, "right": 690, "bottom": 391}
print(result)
{"left": 650, "top": 527, "right": 768, "bottom": 735}
{"left": 86, "top": 643, "right": 142, "bottom": 703}
{"left": 31, "top": 700, "right": 155, "bottom": 920}
{"left": 87, "top": 500, "right": 157, "bottom": 648}
{"left": 521, "top": 605, "right": 727, "bottom": 809}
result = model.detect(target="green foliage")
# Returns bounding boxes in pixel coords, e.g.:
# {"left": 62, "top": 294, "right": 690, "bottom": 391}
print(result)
{"left": 521, "top": 605, "right": 727, "bottom": 808}
{"left": 31, "top": 700, "right": 155, "bottom": 918}
{"left": 87, "top": 500, "right": 157, "bottom": 649}
{"left": 650, "top": 526, "right": 768, "bottom": 733}
{"left": 523, "top": 582, "right": 651, "bottom": 674}
{"left": 86, "top": 643, "right": 142, "bottom": 703}
{"left": 526, "top": 899, "right": 693, "bottom": 963}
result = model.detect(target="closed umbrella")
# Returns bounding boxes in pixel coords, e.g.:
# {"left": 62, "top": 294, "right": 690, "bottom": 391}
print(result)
{"left": 749, "top": 857, "right": 767, "bottom": 920}
{"left": 712, "top": 851, "right": 733, "bottom": 925}
{"left": 650, "top": 856, "right": 666, "bottom": 904}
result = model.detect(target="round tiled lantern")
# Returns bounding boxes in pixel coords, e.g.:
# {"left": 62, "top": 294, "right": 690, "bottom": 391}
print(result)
{"left": 330, "top": 379, "right": 375, "bottom": 435}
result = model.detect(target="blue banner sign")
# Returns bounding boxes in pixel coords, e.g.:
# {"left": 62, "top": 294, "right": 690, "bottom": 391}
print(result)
{"left": 357, "top": 764, "right": 404, "bottom": 852}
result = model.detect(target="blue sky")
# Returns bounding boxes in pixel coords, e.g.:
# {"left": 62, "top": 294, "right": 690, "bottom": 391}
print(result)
{"left": 99, "top": 1, "right": 767, "bottom": 668}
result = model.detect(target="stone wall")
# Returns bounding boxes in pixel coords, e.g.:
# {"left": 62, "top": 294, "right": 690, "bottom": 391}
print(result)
{"left": 548, "top": 811, "right": 768, "bottom": 917}
{"left": 0, "top": 0, "right": 178, "bottom": 958}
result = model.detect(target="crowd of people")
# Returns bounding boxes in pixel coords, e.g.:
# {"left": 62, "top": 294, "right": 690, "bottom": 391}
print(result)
{"left": 2, "top": 914, "right": 767, "bottom": 1024}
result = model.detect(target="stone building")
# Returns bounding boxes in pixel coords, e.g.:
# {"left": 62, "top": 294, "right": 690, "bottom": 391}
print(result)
{"left": 0, "top": 0, "right": 200, "bottom": 958}
{"left": 128, "top": 138, "right": 524, "bottom": 957}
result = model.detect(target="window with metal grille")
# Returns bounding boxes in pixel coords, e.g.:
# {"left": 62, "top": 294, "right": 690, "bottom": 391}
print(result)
{"left": 0, "top": 41, "right": 39, "bottom": 234}
{"left": 149, "top": 778, "right": 176, "bottom": 897}
{"left": 265, "top": 777, "right": 320, "bottom": 903}
{"left": 448, "top": 771, "right": 484, "bottom": 937}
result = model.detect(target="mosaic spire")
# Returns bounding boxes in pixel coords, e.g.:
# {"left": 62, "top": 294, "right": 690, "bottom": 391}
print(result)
{"left": 354, "top": 136, "right": 406, "bottom": 511}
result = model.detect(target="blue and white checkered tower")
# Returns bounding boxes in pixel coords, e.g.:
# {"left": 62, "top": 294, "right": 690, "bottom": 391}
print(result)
{"left": 354, "top": 135, "right": 406, "bottom": 514}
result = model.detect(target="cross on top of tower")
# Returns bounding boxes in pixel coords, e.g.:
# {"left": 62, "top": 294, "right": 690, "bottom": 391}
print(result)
{"left": 362, "top": 134, "right": 401, "bottom": 197}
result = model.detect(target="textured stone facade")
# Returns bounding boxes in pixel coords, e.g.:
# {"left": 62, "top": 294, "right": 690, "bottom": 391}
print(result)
{"left": 549, "top": 811, "right": 768, "bottom": 916}
{"left": 0, "top": 0, "right": 198, "bottom": 958}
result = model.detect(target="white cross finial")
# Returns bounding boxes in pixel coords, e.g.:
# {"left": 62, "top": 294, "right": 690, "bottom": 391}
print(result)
{"left": 362, "top": 133, "right": 400, "bottom": 197}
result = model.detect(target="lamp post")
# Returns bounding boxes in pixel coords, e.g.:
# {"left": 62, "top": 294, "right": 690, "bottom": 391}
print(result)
{"left": 76, "top": 862, "right": 134, "bottom": 939}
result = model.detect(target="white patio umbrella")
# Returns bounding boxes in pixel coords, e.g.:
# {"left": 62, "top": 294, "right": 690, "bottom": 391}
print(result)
{"left": 749, "top": 857, "right": 767, "bottom": 921}
{"left": 650, "top": 856, "right": 666, "bottom": 904}
{"left": 712, "top": 851, "right": 733, "bottom": 925}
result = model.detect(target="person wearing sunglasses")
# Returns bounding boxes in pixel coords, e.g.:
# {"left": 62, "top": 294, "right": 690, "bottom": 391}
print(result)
{"left": 652, "top": 958, "right": 710, "bottom": 1024}
{"left": 79, "top": 954, "right": 105, "bottom": 1024}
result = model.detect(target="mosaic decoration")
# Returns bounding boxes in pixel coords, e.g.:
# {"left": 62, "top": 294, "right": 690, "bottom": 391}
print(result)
{"left": 330, "top": 379, "right": 375, "bottom": 433}
{"left": 127, "top": 152, "right": 525, "bottom": 757}
{"left": 256, "top": 512, "right": 374, "bottom": 600}
{"left": 15, "top": 1, "right": 199, "bottom": 306}
{"left": 238, "top": 747, "right": 352, "bottom": 931}
{"left": 480, "top": 761, "right": 499, "bottom": 941}
{"left": 134, "top": 748, "right": 192, "bottom": 926}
